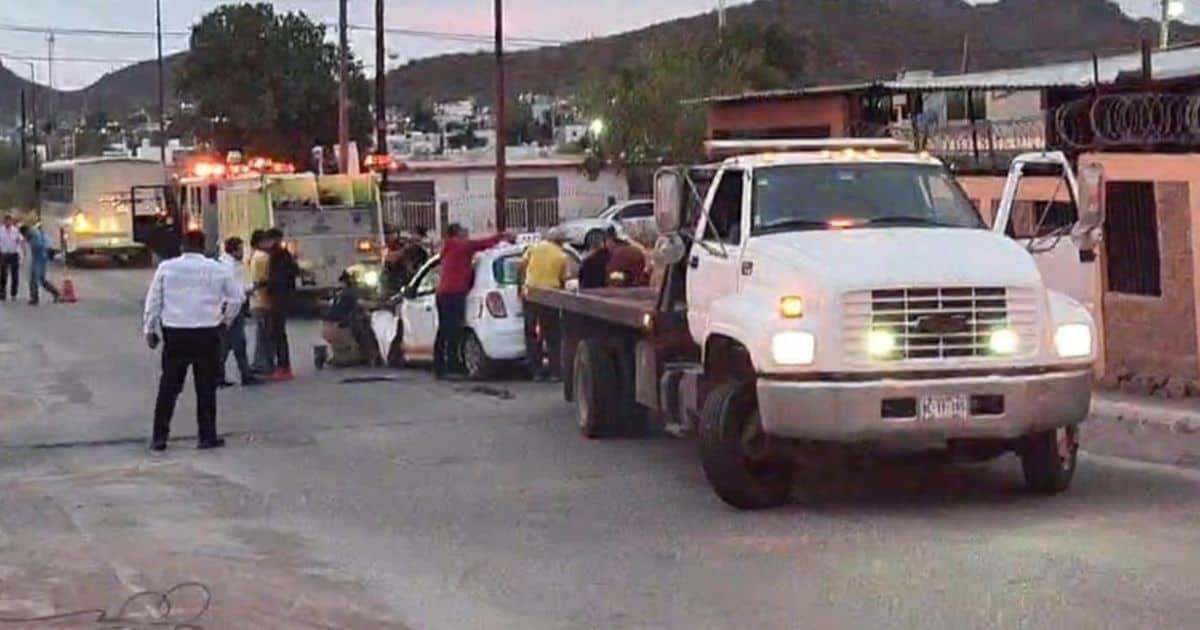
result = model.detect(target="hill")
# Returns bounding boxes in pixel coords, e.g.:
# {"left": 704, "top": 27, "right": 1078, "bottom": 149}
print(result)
{"left": 0, "top": 53, "right": 185, "bottom": 120}
{"left": 1, "top": 0, "right": 1194, "bottom": 120}
{"left": 384, "top": 0, "right": 1192, "bottom": 104}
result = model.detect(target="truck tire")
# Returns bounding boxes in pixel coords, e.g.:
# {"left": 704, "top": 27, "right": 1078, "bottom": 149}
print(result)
{"left": 1020, "top": 424, "right": 1079, "bottom": 494}
{"left": 574, "top": 339, "right": 621, "bottom": 438}
{"left": 611, "top": 340, "right": 650, "bottom": 437}
{"left": 699, "top": 382, "right": 794, "bottom": 510}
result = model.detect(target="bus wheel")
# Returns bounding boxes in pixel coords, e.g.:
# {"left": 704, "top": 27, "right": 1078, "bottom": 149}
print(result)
{"left": 699, "top": 382, "right": 794, "bottom": 510}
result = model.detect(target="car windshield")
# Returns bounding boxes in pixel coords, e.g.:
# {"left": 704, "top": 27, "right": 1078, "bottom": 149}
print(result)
{"left": 752, "top": 163, "right": 986, "bottom": 233}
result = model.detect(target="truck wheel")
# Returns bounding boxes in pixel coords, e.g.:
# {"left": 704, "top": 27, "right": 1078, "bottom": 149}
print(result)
{"left": 574, "top": 339, "right": 620, "bottom": 438}
{"left": 611, "top": 341, "right": 649, "bottom": 437}
{"left": 462, "top": 331, "right": 496, "bottom": 380}
{"left": 699, "top": 382, "right": 794, "bottom": 510}
{"left": 1021, "top": 424, "right": 1079, "bottom": 494}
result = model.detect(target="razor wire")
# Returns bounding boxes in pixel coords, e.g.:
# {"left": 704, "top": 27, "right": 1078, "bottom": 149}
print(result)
{"left": 1055, "top": 92, "right": 1200, "bottom": 149}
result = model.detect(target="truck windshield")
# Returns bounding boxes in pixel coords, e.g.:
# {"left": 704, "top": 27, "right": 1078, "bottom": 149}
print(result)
{"left": 752, "top": 163, "right": 986, "bottom": 234}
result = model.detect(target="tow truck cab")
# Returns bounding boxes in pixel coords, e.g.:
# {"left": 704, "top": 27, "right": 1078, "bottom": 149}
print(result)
{"left": 642, "top": 140, "right": 1103, "bottom": 508}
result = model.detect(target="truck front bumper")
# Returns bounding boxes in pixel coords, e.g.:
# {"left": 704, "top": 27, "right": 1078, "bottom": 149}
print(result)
{"left": 756, "top": 368, "right": 1091, "bottom": 443}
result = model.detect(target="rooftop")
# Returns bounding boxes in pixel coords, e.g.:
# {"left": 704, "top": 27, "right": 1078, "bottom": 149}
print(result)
{"left": 704, "top": 46, "right": 1200, "bottom": 103}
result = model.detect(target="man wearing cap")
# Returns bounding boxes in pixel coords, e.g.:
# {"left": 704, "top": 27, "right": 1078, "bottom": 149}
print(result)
{"left": 143, "top": 229, "right": 245, "bottom": 451}
{"left": 519, "top": 227, "right": 574, "bottom": 380}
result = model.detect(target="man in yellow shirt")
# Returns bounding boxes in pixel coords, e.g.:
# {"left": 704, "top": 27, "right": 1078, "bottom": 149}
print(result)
{"left": 247, "top": 230, "right": 275, "bottom": 374}
{"left": 519, "top": 228, "right": 573, "bottom": 380}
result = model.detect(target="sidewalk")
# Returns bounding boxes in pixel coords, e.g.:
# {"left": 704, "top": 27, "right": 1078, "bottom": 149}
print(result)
{"left": 1085, "top": 391, "right": 1200, "bottom": 468}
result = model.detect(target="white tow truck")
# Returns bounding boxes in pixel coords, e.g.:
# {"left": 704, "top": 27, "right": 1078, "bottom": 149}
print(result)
{"left": 525, "top": 139, "right": 1103, "bottom": 510}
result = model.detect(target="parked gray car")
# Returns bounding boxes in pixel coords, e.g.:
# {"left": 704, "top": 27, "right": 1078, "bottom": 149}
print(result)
{"left": 558, "top": 198, "right": 655, "bottom": 248}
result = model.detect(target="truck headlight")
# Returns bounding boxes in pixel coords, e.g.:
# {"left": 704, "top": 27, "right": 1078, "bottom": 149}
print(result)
{"left": 1055, "top": 324, "right": 1092, "bottom": 358}
{"left": 867, "top": 329, "right": 895, "bottom": 358}
{"left": 360, "top": 269, "right": 380, "bottom": 288}
{"left": 988, "top": 328, "right": 1019, "bottom": 355}
{"left": 772, "top": 331, "right": 815, "bottom": 365}
{"left": 72, "top": 212, "right": 92, "bottom": 234}
{"left": 779, "top": 295, "right": 804, "bottom": 318}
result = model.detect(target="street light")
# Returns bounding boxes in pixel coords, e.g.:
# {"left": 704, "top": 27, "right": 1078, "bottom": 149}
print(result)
{"left": 589, "top": 118, "right": 606, "bottom": 138}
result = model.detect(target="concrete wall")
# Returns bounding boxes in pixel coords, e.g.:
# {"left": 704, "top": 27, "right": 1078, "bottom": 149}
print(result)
{"left": 1078, "top": 153, "right": 1200, "bottom": 391}
{"left": 391, "top": 164, "right": 628, "bottom": 234}
{"left": 707, "top": 94, "right": 852, "bottom": 138}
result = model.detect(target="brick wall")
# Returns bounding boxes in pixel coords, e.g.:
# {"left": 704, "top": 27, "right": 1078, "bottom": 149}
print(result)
{"left": 707, "top": 95, "right": 852, "bottom": 139}
{"left": 1102, "top": 181, "right": 1198, "bottom": 384}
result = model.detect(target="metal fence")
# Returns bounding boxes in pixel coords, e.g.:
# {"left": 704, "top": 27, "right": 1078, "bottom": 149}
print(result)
{"left": 502, "top": 198, "right": 561, "bottom": 232}
{"left": 382, "top": 193, "right": 609, "bottom": 236}
{"left": 1054, "top": 92, "right": 1200, "bottom": 150}
{"left": 381, "top": 195, "right": 439, "bottom": 233}
{"left": 851, "top": 117, "right": 1047, "bottom": 171}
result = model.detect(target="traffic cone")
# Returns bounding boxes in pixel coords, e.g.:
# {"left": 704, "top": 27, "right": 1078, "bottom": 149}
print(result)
{"left": 60, "top": 274, "right": 78, "bottom": 303}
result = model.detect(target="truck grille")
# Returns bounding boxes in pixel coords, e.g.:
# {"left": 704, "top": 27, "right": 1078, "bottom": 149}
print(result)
{"left": 843, "top": 286, "right": 1038, "bottom": 362}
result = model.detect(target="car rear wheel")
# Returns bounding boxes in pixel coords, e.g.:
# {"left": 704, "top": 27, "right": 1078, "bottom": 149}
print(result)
{"left": 584, "top": 229, "right": 606, "bottom": 250}
{"left": 461, "top": 331, "right": 496, "bottom": 380}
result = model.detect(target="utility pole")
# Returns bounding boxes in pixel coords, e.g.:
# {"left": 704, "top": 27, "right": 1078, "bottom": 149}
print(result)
{"left": 1161, "top": 0, "right": 1171, "bottom": 50}
{"left": 494, "top": 0, "right": 508, "bottom": 231}
{"left": 338, "top": 0, "right": 350, "bottom": 174}
{"left": 718, "top": 0, "right": 727, "bottom": 34}
{"left": 19, "top": 89, "right": 28, "bottom": 170}
{"left": 156, "top": 0, "right": 167, "bottom": 165}
{"left": 375, "top": 0, "right": 388, "bottom": 189}
{"left": 46, "top": 32, "right": 55, "bottom": 160}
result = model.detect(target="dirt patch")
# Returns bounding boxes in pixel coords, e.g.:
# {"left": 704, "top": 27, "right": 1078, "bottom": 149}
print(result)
{"left": 0, "top": 393, "right": 40, "bottom": 423}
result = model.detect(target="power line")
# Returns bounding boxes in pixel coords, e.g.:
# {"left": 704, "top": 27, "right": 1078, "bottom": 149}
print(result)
{"left": 0, "top": 21, "right": 562, "bottom": 47}
{"left": 0, "top": 23, "right": 188, "bottom": 38}
{"left": 0, "top": 51, "right": 145, "bottom": 64}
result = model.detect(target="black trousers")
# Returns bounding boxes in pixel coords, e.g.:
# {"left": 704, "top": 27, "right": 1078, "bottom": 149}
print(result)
{"left": 0, "top": 253, "right": 18, "bottom": 299}
{"left": 433, "top": 292, "right": 467, "bottom": 376}
{"left": 523, "top": 302, "right": 561, "bottom": 378}
{"left": 153, "top": 326, "right": 222, "bottom": 443}
{"left": 269, "top": 308, "right": 291, "bottom": 370}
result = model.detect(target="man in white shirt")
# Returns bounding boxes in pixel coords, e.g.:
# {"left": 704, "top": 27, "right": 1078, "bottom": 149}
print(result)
{"left": 216, "top": 236, "right": 260, "bottom": 388}
{"left": 143, "top": 230, "right": 245, "bottom": 451}
{"left": 0, "top": 214, "right": 23, "bottom": 302}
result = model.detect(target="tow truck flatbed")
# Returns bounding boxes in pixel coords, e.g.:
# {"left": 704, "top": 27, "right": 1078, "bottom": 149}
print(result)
{"left": 526, "top": 286, "right": 659, "bottom": 331}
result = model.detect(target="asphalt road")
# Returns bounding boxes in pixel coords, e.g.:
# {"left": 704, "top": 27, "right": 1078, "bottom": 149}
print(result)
{"left": 1, "top": 267, "right": 1199, "bottom": 629}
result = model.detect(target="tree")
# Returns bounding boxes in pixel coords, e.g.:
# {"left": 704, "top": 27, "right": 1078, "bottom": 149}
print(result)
{"left": 407, "top": 100, "right": 438, "bottom": 133}
{"left": 580, "top": 23, "right": 801, "bottom": 165}
{"left": 176, "top": 3, "right": 371, "bottom": 164}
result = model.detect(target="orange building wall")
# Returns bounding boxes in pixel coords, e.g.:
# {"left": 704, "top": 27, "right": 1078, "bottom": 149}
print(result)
{"left": 1078, "top": 153, "right": 1200, "bottom": 386}
{"left": 707, "top": 95, "right": 852, "bottom": 138}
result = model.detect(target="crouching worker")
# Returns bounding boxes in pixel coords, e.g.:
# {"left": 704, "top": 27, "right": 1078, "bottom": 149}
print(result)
{"left": 320, "top": 272, "right": 372, "bottom": 367}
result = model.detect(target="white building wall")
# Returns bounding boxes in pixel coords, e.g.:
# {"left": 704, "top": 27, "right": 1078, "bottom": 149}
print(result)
{"left": 391, "top": 164, "right": 628, "bottom": 234}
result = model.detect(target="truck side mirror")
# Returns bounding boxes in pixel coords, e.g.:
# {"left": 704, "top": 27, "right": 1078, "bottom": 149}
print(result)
{"left": 654, "top": 168, "right": 684, "bottom": 234}
{"left": 1073, "top": 162, "right": 1104, "bottom": 253}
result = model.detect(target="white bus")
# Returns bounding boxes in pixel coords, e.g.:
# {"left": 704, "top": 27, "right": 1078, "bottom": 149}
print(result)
{"left": 40, "top": 157, "right": 167, "bottom": 264}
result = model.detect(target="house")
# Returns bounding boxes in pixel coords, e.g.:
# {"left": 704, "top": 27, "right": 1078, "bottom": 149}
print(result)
{"left": 705, "top": 46, "right": 1200, "bottom": 172}
{"left": 381, "top": 155, "right": 627, "bottom": 236}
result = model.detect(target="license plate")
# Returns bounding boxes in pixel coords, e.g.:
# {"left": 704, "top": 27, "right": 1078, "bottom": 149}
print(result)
{"left": 919, "top": 395, "right": 969, "bottom": 421}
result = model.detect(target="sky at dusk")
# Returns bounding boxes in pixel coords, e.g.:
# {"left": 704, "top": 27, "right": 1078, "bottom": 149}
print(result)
{"left": 0, "top": 0, "right": 1190, "bottom": 90}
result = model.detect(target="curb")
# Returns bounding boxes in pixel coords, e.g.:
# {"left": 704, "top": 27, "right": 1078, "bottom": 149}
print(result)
{"left": 1090, "top": 397, "right": 1200, "bottom": 435}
